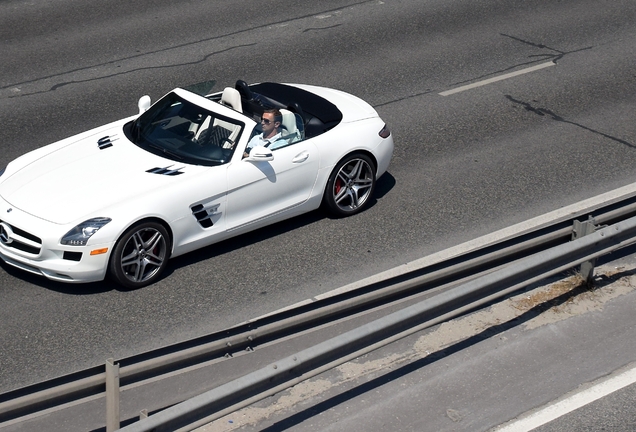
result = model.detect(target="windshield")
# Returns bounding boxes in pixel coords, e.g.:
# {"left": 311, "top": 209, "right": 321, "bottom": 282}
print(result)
{"left": 130, "top": 92, "right": 243, "bottom": 166}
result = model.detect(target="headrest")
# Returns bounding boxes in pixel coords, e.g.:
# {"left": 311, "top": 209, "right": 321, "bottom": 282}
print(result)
{"left": 220, "top": 87, "right": 242, "bottom": 112}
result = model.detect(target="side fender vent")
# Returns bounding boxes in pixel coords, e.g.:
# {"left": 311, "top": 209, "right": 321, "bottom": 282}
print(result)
{"left": 191, "top": 203, "right": 220, "bottom": 228}
{"left": 146, "top": 166, "right": 184, "bottom": 176}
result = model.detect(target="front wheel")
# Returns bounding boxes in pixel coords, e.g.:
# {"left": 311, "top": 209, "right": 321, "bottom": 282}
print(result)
{"left": 324, "top": 153, "right": 376, "bottom": 217}
{"left": 109, "top": 221, "right": 170, "bottom": 289}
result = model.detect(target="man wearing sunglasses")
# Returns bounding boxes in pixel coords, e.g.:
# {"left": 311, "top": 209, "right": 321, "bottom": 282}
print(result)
{"left": 244, "top": 108, "right": 287, "bottom": 157}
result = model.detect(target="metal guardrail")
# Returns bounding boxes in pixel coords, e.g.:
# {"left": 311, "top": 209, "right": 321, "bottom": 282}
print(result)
{"left": 118, "top": 213, "right": 636, "bottom": 432}
{"left": 2, "top": 190, "right": 636, "bottom": 430}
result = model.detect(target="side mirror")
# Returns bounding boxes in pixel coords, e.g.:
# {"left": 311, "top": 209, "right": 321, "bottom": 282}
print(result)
{"left": 246, "top": 146, "right": 274, "bottom": 162}
{"left": 138, "top": 95, "right": 151, "bottom": 114}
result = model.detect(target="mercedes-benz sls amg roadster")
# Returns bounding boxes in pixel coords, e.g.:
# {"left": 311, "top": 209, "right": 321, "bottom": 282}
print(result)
{"left": 0, "top": 80, "right": 393, "bottom": 288}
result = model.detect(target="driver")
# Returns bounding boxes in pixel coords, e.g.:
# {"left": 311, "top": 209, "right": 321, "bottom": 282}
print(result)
{"left": 244, "top": 108, "right": 287, "bottom": 157}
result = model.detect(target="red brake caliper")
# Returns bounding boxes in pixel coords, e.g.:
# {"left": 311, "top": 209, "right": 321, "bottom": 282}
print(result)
{"left": 335, "top": 178, "right": 343, "bottom": 195}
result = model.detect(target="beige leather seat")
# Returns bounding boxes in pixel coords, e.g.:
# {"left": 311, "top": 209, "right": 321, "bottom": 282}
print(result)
{"left": 220, "top": 87, "right": 242, "bottom": 112}
{"left": 279, "top": 108, "right": 303, "bottom": 144}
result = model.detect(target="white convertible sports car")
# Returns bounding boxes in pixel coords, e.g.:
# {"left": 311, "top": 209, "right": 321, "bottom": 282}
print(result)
{"left": 0, "top": 80, "right": 393, "bottom": 288}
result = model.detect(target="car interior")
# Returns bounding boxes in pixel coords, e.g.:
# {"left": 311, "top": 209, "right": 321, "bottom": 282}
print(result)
{"left": 209, "top": 80, "right": 343, "bottom": 140}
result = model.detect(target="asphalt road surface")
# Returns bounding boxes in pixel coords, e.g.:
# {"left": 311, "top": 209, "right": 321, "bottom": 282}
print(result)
{"left": 1, "top": 1, "right": 635, "bottom": 427}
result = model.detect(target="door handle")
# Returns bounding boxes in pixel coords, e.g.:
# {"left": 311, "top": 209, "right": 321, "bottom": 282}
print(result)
{"left": 292, "top": 151, "right": 310, "bottom": 163}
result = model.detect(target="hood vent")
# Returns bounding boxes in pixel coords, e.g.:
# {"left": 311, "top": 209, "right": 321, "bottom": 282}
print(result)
{"left": 146, "top": 166, "right": 184, "bottom": 176}
{"left": 97, "top": 135, "right": 117, "bottom": 150}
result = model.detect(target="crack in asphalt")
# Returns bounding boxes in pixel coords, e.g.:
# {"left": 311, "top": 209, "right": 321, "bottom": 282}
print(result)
{"left": 6, "top": 43, "right": 257, "bottom": 98}
{"left": 505, "top": 95, "right": 635, "bottom": 149}
{"left": 1, "top": 0, "right": 373, "bottom": 95}
{"left": 49, "top": 44, "right": 256, "bottom": 92}
{"left": 449, "top": 34, "right": 592, "bottom": 87}
{"left": 373, "top": 89, "right": 435, "bottom": 108}
{"left": 373, "top": 35, "right": 592, "bottom": 108}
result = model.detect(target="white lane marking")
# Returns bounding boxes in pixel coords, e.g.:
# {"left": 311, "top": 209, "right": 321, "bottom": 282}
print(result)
{"left": 439, "top": 61, "right": 555, "bottom": 96}
{"left": 494, "top": 364, "right": 636, "bottom": 431}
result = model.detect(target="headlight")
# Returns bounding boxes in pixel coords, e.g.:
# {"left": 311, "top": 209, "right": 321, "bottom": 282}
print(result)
{"left": 0, "top": 166, "right": 6, "bottom": 178}
{"left": 61, "top": 217, "right": 112, "bottom": 246}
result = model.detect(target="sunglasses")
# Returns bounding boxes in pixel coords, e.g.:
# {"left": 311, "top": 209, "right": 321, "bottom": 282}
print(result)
{"left": 261, "top": 118, "right": 277, "bottom": 125}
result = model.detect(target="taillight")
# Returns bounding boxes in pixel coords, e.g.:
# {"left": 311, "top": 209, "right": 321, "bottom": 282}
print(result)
{"left": 379, "top": 124, "right": 391, "bottom": 138}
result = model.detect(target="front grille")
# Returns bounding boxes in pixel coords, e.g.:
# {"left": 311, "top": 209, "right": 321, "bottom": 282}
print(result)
{"left": 0, "top": 219, "right": 42, "bottom": 255}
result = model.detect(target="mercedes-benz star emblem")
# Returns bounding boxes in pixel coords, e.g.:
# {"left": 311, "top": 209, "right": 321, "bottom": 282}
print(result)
{"left": 0, "top": 222, "right": 13, "bottom": 245}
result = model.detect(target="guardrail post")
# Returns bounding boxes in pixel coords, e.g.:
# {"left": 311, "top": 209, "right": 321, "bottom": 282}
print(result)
{"left": 572, "top": 217, "right": 597, "bottom": 284}
{"left": 106, "top": 358, "right": 120, "bottom": 432}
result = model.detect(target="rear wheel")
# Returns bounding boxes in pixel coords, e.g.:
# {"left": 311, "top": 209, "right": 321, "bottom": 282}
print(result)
{"left": 324, "top": 153, "right": 376, "bottom": 217}
{"left": 109, "top": 221, "right": 170, "bottom": 289}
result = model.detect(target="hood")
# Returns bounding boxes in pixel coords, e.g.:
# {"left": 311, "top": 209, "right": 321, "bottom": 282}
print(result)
{"left": 1, "top": 125, "right": 192, "bottom": 224}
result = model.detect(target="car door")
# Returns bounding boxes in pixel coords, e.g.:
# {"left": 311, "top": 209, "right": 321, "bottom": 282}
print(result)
{"left": 225, "top": 140, "right": 319, "bottom": 231}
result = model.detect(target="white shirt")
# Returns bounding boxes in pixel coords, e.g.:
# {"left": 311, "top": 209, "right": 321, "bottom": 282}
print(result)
{"left": 246, "top": 131, "right": 287, "bottom": 152}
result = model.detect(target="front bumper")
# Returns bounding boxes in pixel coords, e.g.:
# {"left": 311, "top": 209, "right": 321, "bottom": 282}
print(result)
{"left": 0, "top": 200, "right": 113, "bottom": 284}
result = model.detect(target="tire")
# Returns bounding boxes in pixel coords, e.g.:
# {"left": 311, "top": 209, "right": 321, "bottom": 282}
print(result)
{"left": 109, "top": 221, "right": 171, "bottom": 289}
{"left": 324, "top": 153, "right": 376, "bottom": 217}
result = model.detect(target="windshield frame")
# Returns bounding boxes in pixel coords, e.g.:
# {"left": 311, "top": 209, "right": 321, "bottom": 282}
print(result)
{"left": 128, "top": 91, "right": 245, "bottom": 166}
